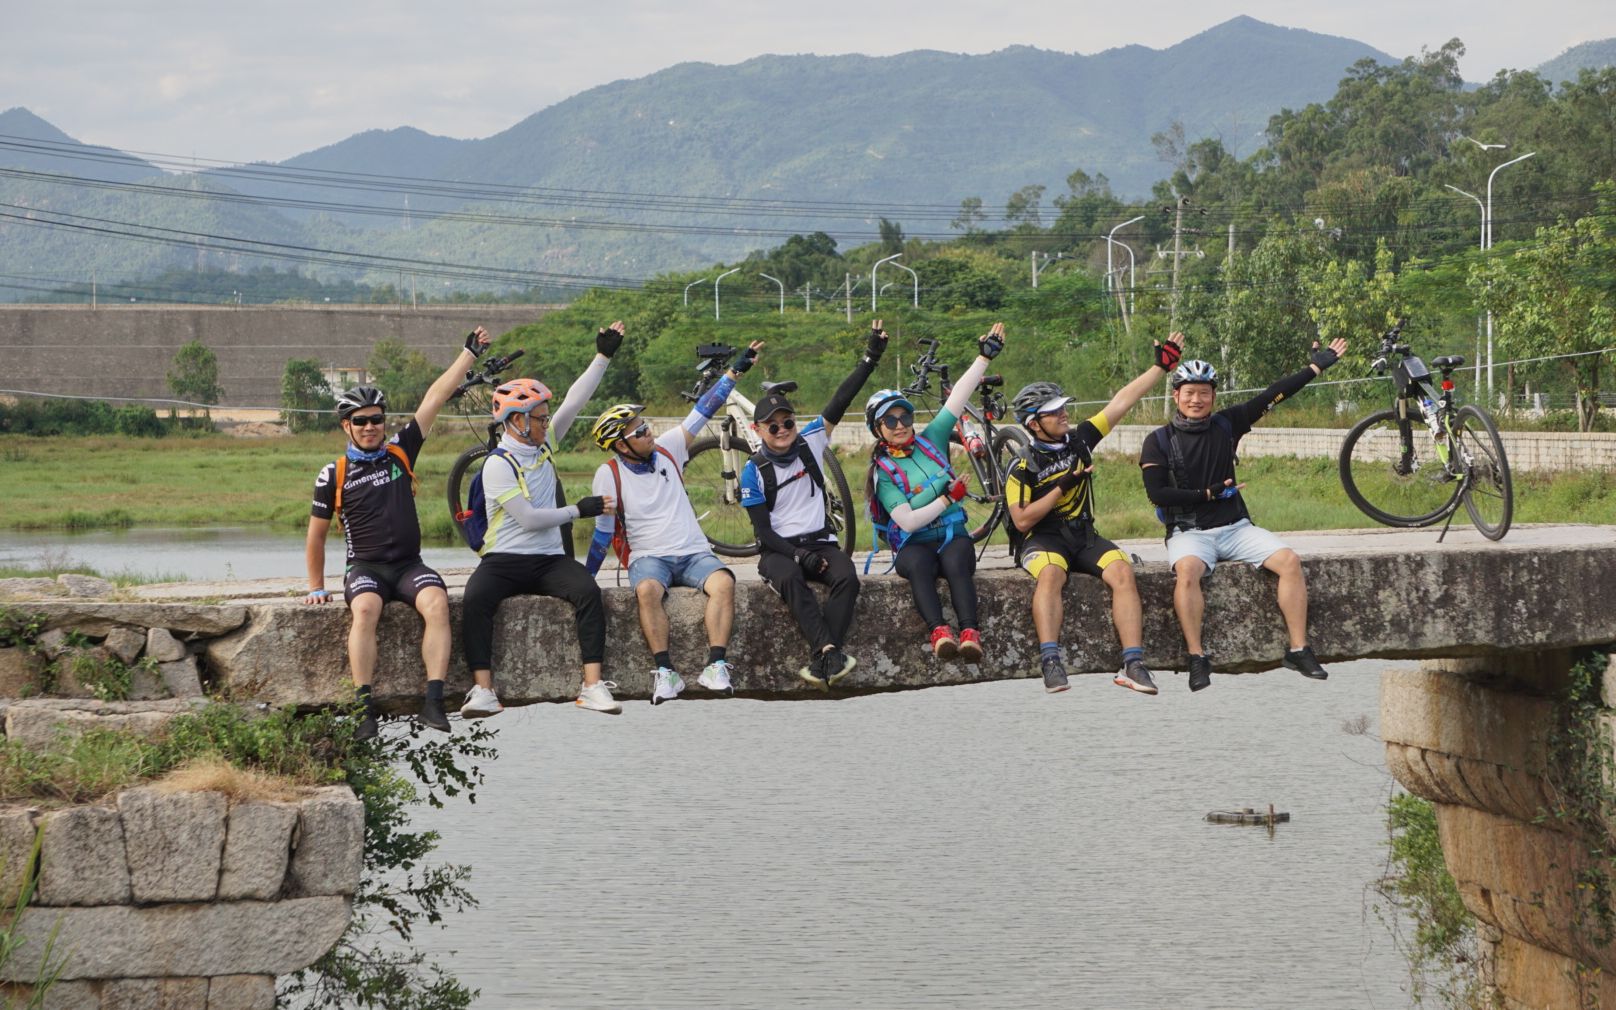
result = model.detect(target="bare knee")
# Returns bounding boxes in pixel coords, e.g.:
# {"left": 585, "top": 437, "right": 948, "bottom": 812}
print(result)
{"left": 704, "top": 570, "right": 735, "bottom": 602}
{"left": 1266, "top": 549, "right": 1302, "bottom": 577}
{"left": 635, "top": 580, "right": 665, "bottom": 607}
{"left": 1034, "top": 566, "right": 1067, "bottom": 593}
{"left": 1174, "top": 559, "right": 1206, "bottom": 587}
{"left": 415, "top": 589, "right": 449, "bottom": 623}
{"left": 348, "top": 595, "right": 383, "bottom": 628}
{"left": 1103, "top": 561, "right": 1137, "bottom": 592}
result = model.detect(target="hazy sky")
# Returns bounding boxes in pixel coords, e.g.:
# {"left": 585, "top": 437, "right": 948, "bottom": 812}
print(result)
{"left": 4, "top": 0, "right": 1612, "bottom": 164}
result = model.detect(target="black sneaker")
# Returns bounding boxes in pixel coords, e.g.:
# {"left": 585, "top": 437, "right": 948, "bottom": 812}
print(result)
{"left": 1283, "top": 646, "right": 1329, "bottom": 681}
{"left": 797, "top": 652, "right": 829, "bottom": 692}
{"left": 825, "top": 649, "right": 858, "bottom": 688}
{"left": 418, "top": 695, "right": 452, "bottom": 732}
{"left": 1041, "top": 654, "right": 1070, "bottom": 694}
{"left": 1187, "top": 654, "right": 1213, "bottom": 692}
{"left": 1114, "top": 659, "right": 1159, "bottom": 696}
{"left": 355, "top": 713, "right": 379, "bottom": 742}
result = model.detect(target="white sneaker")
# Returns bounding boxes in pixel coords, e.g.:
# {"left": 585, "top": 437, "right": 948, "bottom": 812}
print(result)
{"left": 460, "top": 684, "right": 503, "bottom": 719}
{"left": 697, "top": 659, "right": 735, "bottom": 696}
{"left": 650, "top": 667, "right": 684, "bottom": 706}
{"left": 576, "top": 680, "right": 622, "bottom": 715}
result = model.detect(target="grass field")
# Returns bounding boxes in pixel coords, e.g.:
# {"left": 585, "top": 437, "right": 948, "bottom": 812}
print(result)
{"left": 1, "top": 432, "right": 1612, "bottom": 542}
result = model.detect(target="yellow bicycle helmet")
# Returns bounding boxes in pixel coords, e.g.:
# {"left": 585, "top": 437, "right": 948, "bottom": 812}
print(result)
{"left": 591, "top": 403, "right": 645, "bottom": 450}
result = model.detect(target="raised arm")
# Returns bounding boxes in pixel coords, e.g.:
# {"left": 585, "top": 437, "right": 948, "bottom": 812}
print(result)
{"left": 414, "top": 327, "right": 492, "bottom": 435}
{"left": 821, "top": 321, "right": 889, "bottom": 433}
{"left": 1098, "top": 332, "right": 1185, "bottom": 429}
{"left": 679, "top": 340, "right": 763, "bottom": 449}
{"left": 549, "top": 321, "right": 621, "bottom": 442}
{"left": 1233, "top": 337, "right": 1346, "bottom": 427}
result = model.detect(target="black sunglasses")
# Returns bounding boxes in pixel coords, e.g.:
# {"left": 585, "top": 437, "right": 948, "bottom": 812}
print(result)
{"left": 766, "top": 417, "right": 797, "bottom": 435}
{"left": 348, "top": 414, "right": 386, "bottom": 427}
{"left": 879, "top": 411, "right": 914, "bottom": 430}
{"left": 626, "top": 421, "right": 651, "bottom": 439}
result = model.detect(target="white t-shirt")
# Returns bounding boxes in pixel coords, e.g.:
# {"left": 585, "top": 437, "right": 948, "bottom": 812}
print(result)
{"left": 737, "top": 417, "right": 835, "bottom": 542}
{"left": 590, "top": 427, "right": 711, "bottom": 558}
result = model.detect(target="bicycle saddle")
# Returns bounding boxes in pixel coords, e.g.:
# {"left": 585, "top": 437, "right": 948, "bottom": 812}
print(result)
{"left": 1431, "top": 355, "right": 1465, "bottom": 370}
{"left": 761, "top": 380, "right": 799, "bottom": 395}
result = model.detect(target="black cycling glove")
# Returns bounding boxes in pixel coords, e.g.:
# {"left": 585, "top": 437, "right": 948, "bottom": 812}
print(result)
{"left": 795, "top": 549, "right": 829, "bottom": 577}
{"left": 1154, "top": 340, "right": 1182, "bottom": 371}
{"left": 864, "top": 327, "right": 888, "bottom": 362}
{"left": 733, "top": 346, "right": 759, "bottom": 374}
{"left": 575, "top": 496, "right": 607, "bottom": 519}
{"left": 979, "top": 329, "right": 1004, "bottom": 360}
{"left": 596, "top": 324, "right": 624, "bottom": 358}
{"left": 464, "top": 331, "right": 487, "bottom": 358}
{"left": 1310, "top": 344, "right": 1339, "bottom": 371}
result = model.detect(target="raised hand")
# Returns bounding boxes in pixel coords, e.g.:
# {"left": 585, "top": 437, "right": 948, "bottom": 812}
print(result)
{"left": 866, "top": 319, "right": 889, "bottom": 360}
{"left": 1154, "top": 332, "right": 1185, "bottom": 371}
{"left": 731, "top": 339, "right": 765, "bottom": 375}
{"left": 464, "top": 326, "right": 491, "bottom": 357}
{"left": 596, "top": 320, "right": 626, "bottom": 358}
{"left": 978, "top": 321, "right": 1006, "bottom": 360}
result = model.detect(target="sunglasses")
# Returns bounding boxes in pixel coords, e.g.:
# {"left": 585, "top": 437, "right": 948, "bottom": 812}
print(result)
{"left": 765, "top": 417, "right": 797, "bottom": 435}
{"left": 625, "top": 421, "right": 651, "bottom": 439}
{"left": 348, "top": 414, "right": 386, "bottom": 427}
{"left": 879, "top": 411, "right": 914, "bottom": 430}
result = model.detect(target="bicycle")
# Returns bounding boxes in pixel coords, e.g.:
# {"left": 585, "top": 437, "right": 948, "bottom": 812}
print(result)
{"left": 1338, "top": 318, "right": 1514, "bottom": 541}
{"left": 677, "top": 342, "right": 858, "bottom": 558}
{"left": 442, "top": 348, "right": 579, "bottom": 558}
{"left": 895, "top": 337, "right": 1030, "bottom": 546}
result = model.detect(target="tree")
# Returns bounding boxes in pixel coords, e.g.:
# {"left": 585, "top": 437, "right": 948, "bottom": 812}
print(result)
{"left": 1004, "top": 185, "right": 1045, "bottom": 229}
{"left": 281, "top": 358, "right": 334, "bottom": 433}
{"left": 166, "top": 340, "right": 223, "bottom": 420}
{"left": 878, "top": 218, "right": 905, "bottom": 255}
{"left": 367, "top": 339, "right": 438, "bottom": 411}
{"left": 951, "top": 197, "right": 986, "bottom": 233}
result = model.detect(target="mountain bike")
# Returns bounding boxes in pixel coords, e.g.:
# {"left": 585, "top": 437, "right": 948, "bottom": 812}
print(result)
{"left": 1338, "top": 319, "right": 1513, "bottom": 541}
{"left": 678, "top": 342, "right": 858, "bottom": 558}
{"left": 442, "top": 349, "right": 578, "bottom": 558}
{"left": 896, "top": 337, "right": 1030, "bottom": 546}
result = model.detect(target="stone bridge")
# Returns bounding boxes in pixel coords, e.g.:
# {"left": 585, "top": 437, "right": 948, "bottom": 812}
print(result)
{"left": 6, "top": 525, "right": 1616, "bottom": 1009}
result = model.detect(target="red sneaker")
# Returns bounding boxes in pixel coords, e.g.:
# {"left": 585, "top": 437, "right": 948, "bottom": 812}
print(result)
{"left": 958, "top": 628, "right": 983, "bottom": 663}
{"left": 930, "top": 625, "right": 959, "bottom": 660}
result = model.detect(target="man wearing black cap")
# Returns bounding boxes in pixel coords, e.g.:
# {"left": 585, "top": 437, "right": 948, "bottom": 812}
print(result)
{"left": 739, "top": 320, "right": 889, "bottom": 690}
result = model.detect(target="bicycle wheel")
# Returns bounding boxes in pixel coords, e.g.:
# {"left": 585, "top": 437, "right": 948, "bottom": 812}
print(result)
{"left": 1338, "top": 408, "right": 1462, "bottom": 527}
{"left": 446, "top": 446, "right": 489, "bottom": 550}
{"left": 1453, "top": 404, "right": 1513, "bottom": 541}
{"left": 684, "top": 436, "right": 760, "bottom": 557}
{"left": 821, "top": 450, "right": 858, "bottom": 555}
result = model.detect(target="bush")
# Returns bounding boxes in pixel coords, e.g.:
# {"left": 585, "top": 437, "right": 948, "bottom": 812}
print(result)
{"left": 0, "top": 399, "right": 173, "bottom": 437}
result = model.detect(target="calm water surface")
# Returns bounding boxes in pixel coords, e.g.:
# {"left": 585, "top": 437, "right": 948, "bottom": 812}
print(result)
{"left": 412, "top": 661, "right": 1415, "bottom": 1010}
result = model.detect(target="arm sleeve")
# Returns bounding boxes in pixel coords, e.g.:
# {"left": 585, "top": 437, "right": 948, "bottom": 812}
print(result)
{"left": 585, "top": 527, "right": 612, "bottom": 575}
{"left": 891, "top": 497, "right": 952, "bottom": 533}
{"left": 584, "top": 466, "right": 614, "bottom": 575}
{"left": 549, "top": 354, "right": 609, "bottom": 443}
{"left": 1142, "top": 463, "right": 1207, "bottom": 508}
{"left": 684, "top": 373, "right": 736, "bottom": 433}
{"left": 1232, "top": 365, "right": 1319, "bottom": 430}
{"left": 942, "top": 355, "right": 990, "bottom": 419}
{"left": 822, "top": 353, "right": 880, "bottom": 425}
{"left": 747, "top": 504, "right": 802, "bottom": 556}
{"left": 501, "top": 495, "right": 580, "bottom": 532}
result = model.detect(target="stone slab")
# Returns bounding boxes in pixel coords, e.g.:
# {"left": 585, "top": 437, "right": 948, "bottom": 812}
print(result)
{"left": 0, "top": 646, "right": 44, "bottom": 698}
{"left": 156, "top": 657, "right": 202, "bottom": 699}
{"left": 218, "top": 801, "right": 298, "bottom": 901}
{"left": 100, "top": 977, "right": 210, "bottom": 1010}
{"left": 0, "top": 980, "right": 100, "bottom": 1010}
{"left": 1492, "top": 931, "right": 1615, "bottom": 1010}
{"left": 0, "top": 577, "right": 62, "bottom": 601}
{"left": 4, "top": 700, "right": 205, "bottom": 750}
{"left": 0, "top": 804, "right": 40, "bottom": 909}
{"left": 118, "top": 788, "right": 227, "bottom": 903}
{"left": 28, "top": 603, "right": 249, "bottom": 638}
{"left": 0, "top": 896, "right": 351, "bottom": 980}
{"left": 35, "top": 805, "right": 130, "bottom": 907}
{"left": 56, "top": 575, "right": 114, "bottom": 599}
{"left": 285, "top": 787, "right": 364, "bottom": 898}
{"left": 206, "top": 975, "right": 276, "bottom": 1010}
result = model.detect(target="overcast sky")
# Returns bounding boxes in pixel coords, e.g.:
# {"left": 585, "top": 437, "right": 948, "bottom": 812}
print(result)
{"left": 4, "top": 0, "right": 1612, "bottom": 164}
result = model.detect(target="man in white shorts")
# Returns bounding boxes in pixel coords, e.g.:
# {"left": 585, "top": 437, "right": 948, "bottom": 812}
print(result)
{"left": 1139, "top": 338, "right": 1347, "bottom": 691}
{"left": 585, "top": 341, "right": 764, "bottom": 705}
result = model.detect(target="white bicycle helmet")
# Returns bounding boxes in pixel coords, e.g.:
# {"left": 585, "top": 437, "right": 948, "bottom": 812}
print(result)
{"left": 1171, "top": 360, "right": 1218, "bottom": 389}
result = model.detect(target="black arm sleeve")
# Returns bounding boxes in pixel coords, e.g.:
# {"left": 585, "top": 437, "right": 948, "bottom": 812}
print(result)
{"left": 747, "top": 503, "right": 802, "bottom": 558}
{"left": 822, "top": 352, "right": 881, "bottom": 426}
{"left": 1142, "top": 464, "right": 1208, "bottom": 508}
{"left": 1232, "top": 365, "right": 1319, "bottom": 429}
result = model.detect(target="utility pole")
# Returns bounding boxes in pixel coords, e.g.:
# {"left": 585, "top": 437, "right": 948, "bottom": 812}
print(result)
{"left": 801, "top": 285, "right": 811, "bottom": 312}
{"left": 845, "top": 272, "right": 852, "bottom": 323}
{"left": 1169, "top": 195, "right": 1189, "bottom": 325}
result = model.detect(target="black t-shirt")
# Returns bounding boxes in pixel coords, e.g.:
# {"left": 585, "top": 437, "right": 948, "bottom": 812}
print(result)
{"left": 311, "top": 420, "right": 425, "bottom": 564}
{"left": 1003, "top": 414, "right": 1109, "bottom": 535}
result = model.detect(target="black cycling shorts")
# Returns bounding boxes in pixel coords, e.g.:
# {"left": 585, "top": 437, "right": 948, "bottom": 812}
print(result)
{"left": 1018, "top": 527, "right": 1129, "bottom": 580}
{"left": 343, "top": 558, "right": 447, "bottom": 606}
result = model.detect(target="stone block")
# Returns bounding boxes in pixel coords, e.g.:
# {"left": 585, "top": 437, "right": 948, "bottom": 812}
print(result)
{"left": 1492, "top": 931, "right": 1614, "bottom": 1010}
{"left": 35, "top": 629, "right": 74, "bottom": 662}
{"left": 4, "top": 700, "right": 198, "bottom": 750}
{"left": 118, "top": 788, "right": 227, "bottom": 903}
{"left": 0, "top": 805, "right": 40, "bottom": 908}
{"left": 126, "top": 661, "right": 167, "bottom": 701}
{"left": 144, "top": 628, "right": 187, "bottom": 663}
{"left": 0, "top": 896, "right": 352, "bottom": 980}
{"left": 0, "top": 577, "right": 62, "bottom": 601}
{"left": 0, "top": 980, "right": 100, "bottom": 1010}
{"left": 157, "top": 656, "right": 203, "bottom": 699}
{"left": 102, "top": 627, "right": 145, "bottom": 665}
{"left": 218, "top": 801, "right": 298, "bottom": 901}
{"left": 35, "top": 805, "right": 130, "bottom": 906}
{"left": 51, "top": 646, "right": 118, "bottom": 699}
{"left": 31, "top": 603, "right": 248, "bottom": 638}
{"left": 206, "top": 974, "right": 276, "bottom": 1010}
{"left": 0, "top": 646, "right": 44, "bottom": 698}
{"left": 55, "top": 575, "right": 114, "bottom": 599}
{"left": 286, "top": 787, "right": 364, "bottom": 897}
{"left": 100, "top": 977, "right": 210, "bottom": 1010}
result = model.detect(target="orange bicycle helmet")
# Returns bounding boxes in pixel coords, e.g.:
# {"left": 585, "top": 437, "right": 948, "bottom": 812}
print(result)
{"left": 491, "top": 378, "right": 553, "bottom": 423}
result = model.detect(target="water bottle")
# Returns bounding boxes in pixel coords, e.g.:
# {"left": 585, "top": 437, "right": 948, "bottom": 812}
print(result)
{"left": 1419, "top": 396, "right": 1445, "bottom": 438}
{"left": 962, "top": 422, "right": 987, "bottom": 458}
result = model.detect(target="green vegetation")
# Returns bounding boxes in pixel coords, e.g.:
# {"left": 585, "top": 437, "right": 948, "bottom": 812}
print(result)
{"left": 281, "top": 358, "right": 335, "bottom": 434}
{"left": 1374, "top": 791, "right": 1484, "bottom": 1008}
{"left": 166, "top": 340, "right": 223, "bottom": 417}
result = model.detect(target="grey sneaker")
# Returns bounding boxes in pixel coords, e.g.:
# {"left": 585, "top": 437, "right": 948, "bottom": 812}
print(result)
{"left": 697, "top": 659, "right": 735, "bottom": 695}
{"left": 650, "top": 667, "right": 685, "bottom": 706}
{"left": 825, "top": 649, "right": 857, "bottom": 688}
{"left": 1041, "top": 653, "right": 1070, "bottom": 693}
{"left": 1114, "top": 659, "right": 1159, "bottom": 696}
{"left": 1283, "top": 646, "right": 1329, "bottom": 681}
{"left": 1187, "top": 654, "right": 1213, "bottom": 692}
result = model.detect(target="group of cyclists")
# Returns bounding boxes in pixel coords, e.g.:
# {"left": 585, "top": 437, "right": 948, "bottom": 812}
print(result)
{"left": 303, "top": 319, "right": 1348, "bottom": 738}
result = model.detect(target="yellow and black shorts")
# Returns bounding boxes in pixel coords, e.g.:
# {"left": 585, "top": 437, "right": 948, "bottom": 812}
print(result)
{"left": 1018, "top": 527, "right": 1129, "bottom": 580}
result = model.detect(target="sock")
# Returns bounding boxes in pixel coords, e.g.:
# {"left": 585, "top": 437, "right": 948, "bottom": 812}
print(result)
{"left": 1122, "top": 646, "right": 1144, "bottom": 665}
{"left": 356, "top": 683, "right": 376, "bottom": 716}
{"left": 1039, "top": 642, "right": 1061, "bottom": 660}
{"left": 708, "top": 645, "right": 727, "bottom": 665}
{"left": 654, "top": 650, "right": 673, "bottom": 671}
{"left": 425, "top": 680, "right": 444, "bottom": 702}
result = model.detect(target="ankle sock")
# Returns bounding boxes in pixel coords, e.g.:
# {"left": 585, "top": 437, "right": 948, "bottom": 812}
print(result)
{"left": 654, "top": 651, "right": 673, "bottom": 670}
{"left": 708, "top": 645, "right": 727, "bottom": 664}
{"left": 1121, "top": 646, "right": 1144, "bottom": 665}
{"left": 356, "top": 684, "right": 376, "bottom": 716}
{"left": 1040, "top": 642, "right": 1061, "bottom": 660}
{"left": 425, "top": 681, "right": 444, "bottom": 702}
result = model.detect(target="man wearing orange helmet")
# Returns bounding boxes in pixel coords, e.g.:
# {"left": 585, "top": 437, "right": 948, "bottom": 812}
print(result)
{"left": 459, "top": 322, "right": 624, "bottom": 718}
{"left": 305, "top": 326, "right": 491, "bottom": 740}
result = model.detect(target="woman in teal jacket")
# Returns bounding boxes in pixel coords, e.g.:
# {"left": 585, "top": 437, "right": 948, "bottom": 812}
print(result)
{"left": 865, "top": 323, "right": 1005, "bottom": 662}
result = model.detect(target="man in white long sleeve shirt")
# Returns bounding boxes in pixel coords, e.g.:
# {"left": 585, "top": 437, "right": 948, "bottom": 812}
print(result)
{"left": 459, "top": 321, "right": 625, "bottom": 718}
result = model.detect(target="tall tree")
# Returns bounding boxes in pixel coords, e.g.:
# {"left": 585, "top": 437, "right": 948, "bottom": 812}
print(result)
{"left": 166, "top": 339, "right": 223, "bottom": 419}
{"left": 281, "top": 358, "right": 334, "bottom": 433}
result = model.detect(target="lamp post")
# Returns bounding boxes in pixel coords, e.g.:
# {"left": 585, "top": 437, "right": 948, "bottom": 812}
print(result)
{"left": 871, "top": 253, "right": 902, "bottom": 312}
{"left": 684, "top": 278, "right": 709, "bottom": 307}
{"left": 1457, "top": 135, "right": 1507, "bottom": 152}
{"left": 714, "top": 267, "right": 740, "bottom": 320}
{"left": 758, "top": 272, "right": 784, "bottom": 314}
{"left": 1444, "top": 183, "right": 1487, "bottom": 386}
{"left": 1105, "top": 215, "right": 1145, "bottom": 323}
{"left": 889, "top": 259, "right": 919, "bottom": 307}
{"left": 1484, "top": 151, "right": 1537, "bottom": 399}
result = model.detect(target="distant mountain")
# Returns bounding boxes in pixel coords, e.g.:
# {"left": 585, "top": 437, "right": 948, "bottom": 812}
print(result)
{"left": 0, "top": 107, "right": 162, "bottom": 184}
{"left": 1535, "top": 38, "right": 1616, "bottom": 84}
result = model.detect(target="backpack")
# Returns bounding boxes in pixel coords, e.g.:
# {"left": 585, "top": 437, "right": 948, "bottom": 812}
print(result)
{"left": 456, "top": 444, "right": 554, "bottom": 555}
{"left": 333, "top": 444, "right": 416, "bottom": 516}
{"left": 750, "top": 439, "right": 832, "bottom": 538}
{"left": 1151, "top": 414, "right": 1239, "bottom": 533}
{"left": 606, "top": 446, "right": 683, "bottom": 569}
{"left": 864, "top": 435, "right": 958, "bottom": 569}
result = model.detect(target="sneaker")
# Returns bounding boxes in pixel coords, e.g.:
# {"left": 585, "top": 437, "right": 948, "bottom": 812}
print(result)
{"left": 1041, "top": 653, "right": 1070, "bottom": 693}
{"left": 1114, "top": 659, "right": 1159, "bottom": 696}
{"left": 650, "top": 667, "right": 685, "bottom": 706}
{"left": 460, "top": 684, "right": 503, "bottom": 719}
{"left": 824, "top": 649, "right": 858, "bottom": 688}
{"left": 957, "top": 628, "right": 983, "bottom": 664}
{"left": 418, "top": 695, "right": 451, "bottom": 733}
{"left": 1283, "top": 645, "right": 1330, "bottom": 681}
{"left": 931, "top": 625, "right": 959, "bottom": 660}
{"left": 1188, "top": 654, "right": 1213, "bottom": 692}
{"left": 354, "top": 713, "right": 379, "bottom": 742}
{"left": 797, "top": 653, "right": 829, "bottom": 692}
{"left": 698, "top": 659, "right": 735, "bottom": 696}
{"left": 576, "top": 679, "right": 623, "bottom": 714}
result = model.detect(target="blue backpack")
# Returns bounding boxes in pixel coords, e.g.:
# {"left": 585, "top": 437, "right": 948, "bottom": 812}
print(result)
{"left": 864, "top": 435, "right": 960, "bottom": 571}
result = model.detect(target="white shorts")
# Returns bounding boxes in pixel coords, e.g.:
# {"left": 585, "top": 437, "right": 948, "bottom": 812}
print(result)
{"left": 1166, "top": 519, "right": 1289, "bottom": 574}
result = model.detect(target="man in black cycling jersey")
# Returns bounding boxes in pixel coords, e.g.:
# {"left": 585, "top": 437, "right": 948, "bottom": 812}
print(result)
{"left": 305, "top": 326, "right": 492, "bottom": 739}
{"left": 1139, "top": 337, "right": 1347, "bottom": 692}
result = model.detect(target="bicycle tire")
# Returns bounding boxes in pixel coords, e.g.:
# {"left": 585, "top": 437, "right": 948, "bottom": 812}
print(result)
{"left": 820, "top": 450, "right": 858, "bottom": 556}
{"left": 1338, "top": 407, "right": 1461, "bottom": 527}
{"left": 1453, "top": 404, "right": 1513, "bottom": 541}
{"left": 685, "top": 435, "right": 761, "bottom": 557}
{"left": 445, "top": 444, "right": 575, "bottom": 557}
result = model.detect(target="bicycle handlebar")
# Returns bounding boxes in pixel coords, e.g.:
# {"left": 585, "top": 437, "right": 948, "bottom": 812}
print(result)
{"left": 450, "top": 348, "right": 526, "bottom": 399}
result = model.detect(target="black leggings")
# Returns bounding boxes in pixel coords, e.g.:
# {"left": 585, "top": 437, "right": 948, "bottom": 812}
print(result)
{"left": 462, "top": 553, "right": 605, "bottom": 671}
{"left": 894, "top": 536, "right": 978, "bottom": 631}
{"left": 758, "top": 543, "right": 860, "bottom": 656}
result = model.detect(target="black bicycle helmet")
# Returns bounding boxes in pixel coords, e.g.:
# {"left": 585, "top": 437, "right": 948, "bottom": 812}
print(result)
{"left": 336, "top": 385, "right": 386, "bottom": 420}
{"left": 1012, "top": 381, "right": 1072, "bottom": 425}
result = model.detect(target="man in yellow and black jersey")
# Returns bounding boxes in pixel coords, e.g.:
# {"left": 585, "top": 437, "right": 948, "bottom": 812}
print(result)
{"left": 1004, "top": 333, "right": 1185, "bottom": 696}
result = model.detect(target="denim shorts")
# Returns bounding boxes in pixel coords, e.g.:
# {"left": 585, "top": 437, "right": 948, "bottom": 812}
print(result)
{"left": 627, "top": 551, "right": 731, "bottom": 592}
{"left": 1165, "top": 518, "right": 1289, "bottom": 574}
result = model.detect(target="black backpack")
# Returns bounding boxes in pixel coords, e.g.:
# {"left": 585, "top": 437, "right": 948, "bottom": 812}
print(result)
{"left": 751, "top": 438, "right": 832, "bottom": 539}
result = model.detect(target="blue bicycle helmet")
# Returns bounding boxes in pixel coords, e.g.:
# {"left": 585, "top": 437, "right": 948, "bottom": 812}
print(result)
{"left": 864, "top": 389, "right": 915, "bottom": 435}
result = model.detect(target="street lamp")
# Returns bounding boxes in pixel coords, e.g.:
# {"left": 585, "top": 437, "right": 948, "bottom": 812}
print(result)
{"left": 684, "top": 277, "right": 710, "bottom": 307}
{"left": 889, "top": 259, "right": 919, "bottom": 307}
{"left": 871, "top": 253, "right": 902, "bottom": 312}
{"left": 758, "top": 272, "right": 784, "bottom": 314}
{"left": 1105, "top": 215, "right": 1145, "bottom": 308}
{"left": 1444, "top": 183, "right": 1487, "bottom": 386}
{"left": 1484, "top": 151, "right": 1537, "bottom": 398}
{"left": 1458, "top": 135, "right": 1507, "bottom": 152}
{"left": 1031, "top": 251, "right": 1063, "bottom": 288}
{"left": 714, "top": 267, "right": 740, "bottom": 320}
